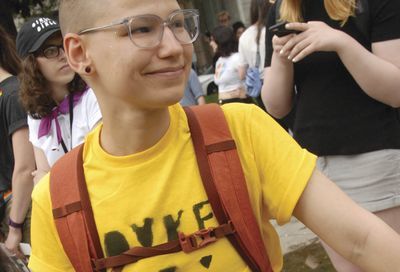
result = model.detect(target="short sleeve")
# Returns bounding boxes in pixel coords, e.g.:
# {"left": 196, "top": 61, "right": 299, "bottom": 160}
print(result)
{"left": 28, "top": 115, "right": 41, "bottom": 148}
{"left": 5, "top": 90, "right": 27, "bottom": 136}
{"left": 188, "top": 71, "right": 204, "bottom": 100}
{"left": 238, "top": 36, "right": 249, "bottom": 67}
{"left": 370, "top": 0, "right": 400, "bottom": 42}
{"left": 222, "top": 104, "right": 317, "bottom": 225}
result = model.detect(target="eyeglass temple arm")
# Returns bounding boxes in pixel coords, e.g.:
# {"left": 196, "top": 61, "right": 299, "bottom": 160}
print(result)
{"left": 77, "top": 19, "right": 125, "bottom": 35}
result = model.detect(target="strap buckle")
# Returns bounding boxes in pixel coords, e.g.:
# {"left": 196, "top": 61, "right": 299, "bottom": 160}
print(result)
{"left": 179, "top": 228, "right": 217, "bottom": 253}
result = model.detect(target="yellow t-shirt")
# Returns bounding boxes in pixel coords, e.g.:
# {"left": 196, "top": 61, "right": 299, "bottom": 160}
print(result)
{"left": 29, "top": 103, "right": 316, "bottom": 272}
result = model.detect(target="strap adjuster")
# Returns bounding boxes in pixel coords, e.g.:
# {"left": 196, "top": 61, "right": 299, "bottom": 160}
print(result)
{"left": 178, "top": 228, "right": 217, "bottom": 253}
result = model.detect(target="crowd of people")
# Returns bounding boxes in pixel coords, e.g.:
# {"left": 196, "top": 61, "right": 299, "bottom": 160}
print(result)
{"left": 0, "top": 0, "right": 399, "bottom": 271}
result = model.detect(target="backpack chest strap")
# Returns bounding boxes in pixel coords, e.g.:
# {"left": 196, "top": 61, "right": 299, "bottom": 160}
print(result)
{"left": 91, "top": 222, "right": 235, "bottom": 271}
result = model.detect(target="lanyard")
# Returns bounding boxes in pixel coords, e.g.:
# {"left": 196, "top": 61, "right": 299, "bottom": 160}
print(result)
{"left": 60, "top": 94, "right": 74, "bottom": 154}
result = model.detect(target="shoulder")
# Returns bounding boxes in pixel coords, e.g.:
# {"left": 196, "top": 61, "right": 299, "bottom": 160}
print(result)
{"left": 230, "top": 52, "right": 241, "bottom": 61}
{"left": 221, "top": 103, "right": 275, "bottom": 133}
{"left": 80, "top": 88, "right": 97, "bottom": 103}
{"left": 240, "top": 25, "right": 257, "bottom": 41}
{"left": 0, "top": 76, "right": 20, "bottom": 99}
{"left": 32, "top": 173, "right": 51, "bottom": 208}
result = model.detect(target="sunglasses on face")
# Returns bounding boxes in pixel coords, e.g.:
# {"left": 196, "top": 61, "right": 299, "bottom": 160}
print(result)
{"left": 36, "top": 44, "right": 64, "bottom": 59}
{"left": 77, "top": 9, "right": 200, "bottom": 49}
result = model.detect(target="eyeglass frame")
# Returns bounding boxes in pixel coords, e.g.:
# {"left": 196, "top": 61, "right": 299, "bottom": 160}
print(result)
{"left": 35, "top": 44, "right": 65, "bottom": 59}
{"left": 77, "top": 9, "right": 200, "bottom": 49}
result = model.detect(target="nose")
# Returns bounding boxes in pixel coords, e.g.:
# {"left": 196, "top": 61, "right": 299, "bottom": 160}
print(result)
{"left": 157, "top": 24, "right": 184, "bottom": 57}
{"left": 58, "top": 47, "right": 67, "bottom": 61}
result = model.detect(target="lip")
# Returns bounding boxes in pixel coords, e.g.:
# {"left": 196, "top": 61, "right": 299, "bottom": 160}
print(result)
{"left": 60, "top": 64, "right": 71, "bottom": 71}
{"left": 145, "top": 66, "right": 185, "bottom": 77}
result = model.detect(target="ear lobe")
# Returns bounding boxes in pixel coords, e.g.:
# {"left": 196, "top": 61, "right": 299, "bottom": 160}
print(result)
{"left": 63, "top": 33, "right": 93, "bottom": 75}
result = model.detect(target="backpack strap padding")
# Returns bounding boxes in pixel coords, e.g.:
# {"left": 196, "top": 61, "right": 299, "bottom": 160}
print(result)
{"left": 184, "top": 104, "right": 273, "bottom": 272}
{"left": 50, "top": 144, "right": 105, "bottom": 272}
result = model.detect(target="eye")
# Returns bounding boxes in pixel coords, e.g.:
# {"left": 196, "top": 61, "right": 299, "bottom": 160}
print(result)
{"left": 131, "top": 26, "right": 153, "bottom": 34}
{"left": 43, "top": 46, "right": 58, "bottom": 55}
{"left": 171, "top": 19, "right": 185, "bottom": 28}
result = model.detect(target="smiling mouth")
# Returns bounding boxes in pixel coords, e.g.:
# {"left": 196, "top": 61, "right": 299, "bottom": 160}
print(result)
{"left": 146, "top": 67, "right": 185, "bottom": 77}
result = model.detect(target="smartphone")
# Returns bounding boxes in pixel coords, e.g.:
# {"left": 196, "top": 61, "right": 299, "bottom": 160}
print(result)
{"left": 268, "top": 21, "right": 301, "bottom": 37}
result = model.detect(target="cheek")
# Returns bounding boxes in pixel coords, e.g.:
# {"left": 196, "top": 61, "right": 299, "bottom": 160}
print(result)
{"left": 184, "top": 45, "right": 193, "bottom": 64}
{"left": 37, "top": 61, "right": 55, "bottom": 81}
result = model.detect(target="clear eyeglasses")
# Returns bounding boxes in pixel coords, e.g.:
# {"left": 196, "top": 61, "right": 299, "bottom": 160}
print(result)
{"left": 77, "top": 9, "right": 200, "bottom": 49}
{"left": 37, "top": 45, "right": 64, "bottom": 59}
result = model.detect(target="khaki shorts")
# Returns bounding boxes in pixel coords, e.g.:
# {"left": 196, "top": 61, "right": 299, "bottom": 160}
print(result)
{"left": 0, "top": 197, "right": 31, "bottom": 243}
{"left": 317, "top": 149, "right": 400, "bottom": 212}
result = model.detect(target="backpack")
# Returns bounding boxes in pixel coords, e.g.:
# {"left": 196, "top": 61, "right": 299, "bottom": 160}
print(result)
{"left": 50, "top": 104, "right": 273, "bottom": 272}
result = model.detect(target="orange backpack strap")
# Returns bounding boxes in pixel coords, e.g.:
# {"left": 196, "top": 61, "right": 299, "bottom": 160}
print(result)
{"left": 49, "top": 104, "right": 271, "bottom": 271}
{"left": 184, "top": 104, "right": 273, "bottom": 272}
{"left": 50, "top": 144, "right": 105, "bottom": 272}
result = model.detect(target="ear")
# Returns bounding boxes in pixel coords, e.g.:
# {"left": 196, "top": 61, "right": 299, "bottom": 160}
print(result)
{"left": 63, "top": 33, "right": 94, "bottom": 75}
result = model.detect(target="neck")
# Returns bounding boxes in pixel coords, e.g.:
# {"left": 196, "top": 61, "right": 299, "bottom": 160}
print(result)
{"left": 0, "top": 68, "right": 12, "bottom": 83}
{"left": 100, "top": 106, "right": 171, "bottom": 156}
{"left": 50, "top": 83, "right": 70, "bottom": 104}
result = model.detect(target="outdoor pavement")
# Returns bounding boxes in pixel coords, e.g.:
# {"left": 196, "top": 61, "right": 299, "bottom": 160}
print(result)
{"left": 272, "top": 218, "right": 318, "bottom": 254}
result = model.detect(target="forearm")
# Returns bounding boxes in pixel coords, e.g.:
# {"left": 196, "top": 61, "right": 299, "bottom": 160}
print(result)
{"left": 295, "top": 170, "right": 400, "bottom": 271}
{"left": 197, "top": 96, "right": 206, "bottom": 105}
{"left": 351, "top": 215, "right": 400, "bottom": 271}
{"left": 262, "top": 55, "right": 295, "bottom": 118}
{"left": 336, "top": 34, "right": 400, "bottom": 107}
{"left": 9, "top": 169, "right": 34, "bottom": 223}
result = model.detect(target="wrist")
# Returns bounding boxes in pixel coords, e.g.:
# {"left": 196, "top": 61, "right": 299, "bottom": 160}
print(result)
{"left": 8, "top": 218, "right": 24, "bottom": 229}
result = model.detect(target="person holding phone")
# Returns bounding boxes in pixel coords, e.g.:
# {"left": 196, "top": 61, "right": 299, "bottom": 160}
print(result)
{"left": 262, "top": 0, "right": 400, "bottom": 271}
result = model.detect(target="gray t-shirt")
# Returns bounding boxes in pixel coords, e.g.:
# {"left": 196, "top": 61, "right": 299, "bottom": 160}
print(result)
{"left": 0, "top": 76, "right": 27, "bottom": 191}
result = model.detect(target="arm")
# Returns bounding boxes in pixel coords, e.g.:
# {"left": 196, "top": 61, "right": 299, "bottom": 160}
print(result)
{"left": 283, "top": 22, "right": 400, "bottom": 107}
{"left": 5, "top": 127, "right": 35, "bottom": 254}
{"left": 188, "top": 70, "right": 206, "bottom": 105}
{"left": 238, "top": 66, "right": 247, "bottom": 81}
{"left": 261, "top": 34, "right": 296, "bottom": 118}
{"left": 196, "top": 96, "right": 206, "bottom": 105}
{"left": 294, "top": 169, "right": 400, "bottom": 270}
{"left": 237, "top": 36, "right": 249, "bottom": 81}
{"left": 32, "top": 147, "right": 50, "bottom": 185}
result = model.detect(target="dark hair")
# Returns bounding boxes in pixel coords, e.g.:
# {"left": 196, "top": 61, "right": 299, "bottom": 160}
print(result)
{"left": 0, "top": 25, "right": 22, "bottom": 75}
{"left": 19, "top": 54, "right": 85, "bottom": 119}
{"left": 250, "top": 0, "right": 272, "bottom": 43}
{"left": 232, "top": 21, "right": 245, "bottom": 34}
{"left": 213, "top": 26, "right": 236, "bottom": 57}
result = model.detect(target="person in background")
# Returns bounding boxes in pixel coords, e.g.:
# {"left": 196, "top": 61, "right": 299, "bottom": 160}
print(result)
{"left": 28, "top": 0, "right": 400, "bottom": 271}
{"left": 0, "top": 25, "right": 35, "bottom": 255}
{"left": 262, "top": 0, "right": 400, "bottom": 270}
{"left": 238, "top": 0, "right": 270, "bottom": 110}
{"left": 232, "top": 21, "right": 246, "bottom": 44}
{"left": 16, "top": 17, "right": 102, "bottom": 184}
{"left": 217, "top": 10, "right": 231, "bottom": 27}
{"left": 180, "top": 68, "right": 206, "bottom": 106}
{"left": 213, "top": 26, "right": 253, "bottom": 105}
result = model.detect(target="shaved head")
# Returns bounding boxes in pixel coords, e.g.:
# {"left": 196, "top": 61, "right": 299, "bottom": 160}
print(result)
{"left": 59, "top": 0, "right": 101, "bottom": 35}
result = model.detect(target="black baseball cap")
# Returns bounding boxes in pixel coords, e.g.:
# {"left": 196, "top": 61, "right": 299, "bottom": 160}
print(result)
{"left": 16, "top": 17, "right": 61, "bottom": 59}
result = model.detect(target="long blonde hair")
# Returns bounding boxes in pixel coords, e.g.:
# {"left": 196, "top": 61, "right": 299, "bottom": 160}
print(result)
{"left": 278, "top": 0, "right": 356, "bottom": 25}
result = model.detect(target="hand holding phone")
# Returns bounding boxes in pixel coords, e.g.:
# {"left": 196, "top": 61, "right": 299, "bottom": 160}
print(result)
{"left": 269, "top": 21, "right": 301, "bottom": 37}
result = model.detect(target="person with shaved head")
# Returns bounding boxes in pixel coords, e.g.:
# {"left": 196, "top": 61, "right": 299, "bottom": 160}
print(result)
{"left": 28, "top": 0, "right": 400, "bottom": 271}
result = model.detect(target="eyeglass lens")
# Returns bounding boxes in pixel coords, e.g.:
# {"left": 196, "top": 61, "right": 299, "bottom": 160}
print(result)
{"left": 42, "top": 45, "right": 63, "bottom": 58}
{"left": 123, "top": 10, "right": 198, "bottom": 48}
